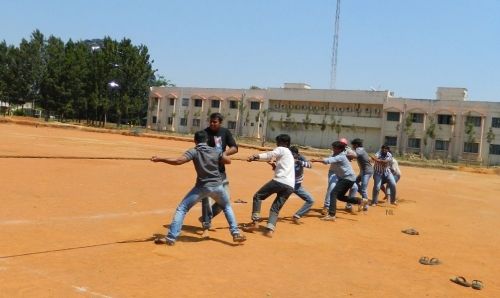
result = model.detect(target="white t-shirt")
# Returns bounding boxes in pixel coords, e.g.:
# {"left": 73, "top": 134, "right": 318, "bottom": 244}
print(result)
{"left": 258, "top": 147, "right": 295, "bottom": 188}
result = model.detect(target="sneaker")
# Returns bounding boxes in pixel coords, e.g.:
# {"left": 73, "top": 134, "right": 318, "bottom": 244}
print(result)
{"left": 292, "top": 216, "right": 301, "bottom": 225}
{"left": 232, "top": 233, "right": 247, "bottom": 243}
{"left": 320, "top": 215, "right": 336, "bottom": 221}
{"left": 154, "top": 237, "right": 175, "bottom": 246}
{"left": 345, "top": 204, "right": 353, "bottom": 213}
{"left": 263, "top": 228, "right": 274, "bottom": 238}
{"left": 321, "top": 207, "right": 329, "bottom": 216}
{"left": 358, "top": 198, "right": 369, "bottom": 212}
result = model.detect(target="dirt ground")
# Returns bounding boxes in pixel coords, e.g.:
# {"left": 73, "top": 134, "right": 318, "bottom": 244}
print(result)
{"left": 0, "top": 122, "right": 498, "bottom": 297}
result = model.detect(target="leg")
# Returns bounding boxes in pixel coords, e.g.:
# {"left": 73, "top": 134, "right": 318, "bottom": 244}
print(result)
{"left": 372, "top": 173, "right": 383, "bottom": 205}
{"left": 210, "top": 185, "right": 241, "bottom": 238}
{"left": 252, "top": 180, "right": 281, "bottom": 222}
{"left": 359, "top": 172, "right": 372, "bottom": 200}
{"left": 325, "top": 179, "right": 354, "bottom": 218}
{"left": 267, "top": 184, "right": 294, "bottom": 231}
{"left": 385, "top": 173, "right": 397, "bottom": 204}
{"left": 167, "top": 187, "right": 202, "bottom": 242}
{"left": 201, "top": 197, "right": 212, "bottom": 229}
{"left": 323, "top": 173, "right": 337, "bottom": 213}
{"left": 293, "top": 184, "right": 315, "bottom": 219}
{"left": 208, "top": 174, "right": 228, "bottom": 220}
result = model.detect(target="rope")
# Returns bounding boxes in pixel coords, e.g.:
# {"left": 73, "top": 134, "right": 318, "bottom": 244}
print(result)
{"left": 0, "top": 155, "right": 259, "bottom": 162}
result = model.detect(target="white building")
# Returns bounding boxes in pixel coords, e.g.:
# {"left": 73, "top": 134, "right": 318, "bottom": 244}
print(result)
{"left": 148, "top": 84, "right": 500, "bottom": 165}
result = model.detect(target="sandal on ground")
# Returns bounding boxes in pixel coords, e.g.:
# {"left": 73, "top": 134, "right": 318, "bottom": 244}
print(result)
{"left": 419, "top": 256, "right": 441, "bottom": 265}
{"left": 402, "top": 228, "right": 419, "bottom": 235}
{"left": 450, "top": 276, "right": 471, "bottom": 287}
{"left": 471, "top": 280, "right": 484, "bottom": 290}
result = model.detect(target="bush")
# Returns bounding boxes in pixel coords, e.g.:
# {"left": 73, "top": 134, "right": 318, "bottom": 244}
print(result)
{"left": 13, "top": 109, "right": 25, "bottom": 116}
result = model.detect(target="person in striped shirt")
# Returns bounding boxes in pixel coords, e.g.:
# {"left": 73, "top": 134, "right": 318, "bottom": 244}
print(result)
{"left": 370, "top": 144, "right": 397, "bottom": 206}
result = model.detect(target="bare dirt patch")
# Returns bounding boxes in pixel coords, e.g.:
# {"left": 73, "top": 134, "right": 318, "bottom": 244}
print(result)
{"left": 1, "top": 122, "right": 499, "bottom": 297}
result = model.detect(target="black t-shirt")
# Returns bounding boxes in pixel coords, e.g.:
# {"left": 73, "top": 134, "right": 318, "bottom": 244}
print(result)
{"left": 204, "top": 127, "right": 237, "bottom": 173}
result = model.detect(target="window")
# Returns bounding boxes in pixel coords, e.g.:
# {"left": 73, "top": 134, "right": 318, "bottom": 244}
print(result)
{"left": 152, "top": 116, "right": 157, "bottom": 124}
{"left": 464, "top": 142, "right": 479, "bottom": 153}
{"left": 229, "top": 100, "right": 238, "bottom": 109}
{"left": 435, "top": 140, "right": 449, "bottom": 151}
{"left": 228, "top": 121, "right": 236, "bottom": 129}
{"left": 192, "top": 119, "right": 200, "bottom": 127}
{"left": 411, "top": 113, "right": 424, "bottom": 123}
{"left": 438, "top": 114, "right": 453, "bottom": 125}
{"left": 250, "top": 123, "right": 254, "bottom": 127}
{"left": 180, "top": 118, "right": 187, "bottom": 126}
{"left": 490, "top": 144, "right": 500, "bottom": 155}
{"left": 250, "top": 101, "right": 260, "bottom": 110}
{"left": 384, "top": 136, "right": 397, "bottom": 147}
{"left": 167, "top": 117, "right": 173, "bottom": 125}
{"left": 194, "top": 99, "right": 202, "bottom": 107}
{"left": 466, "top": 116, "right": 481, "bottom": 127}
{"left": 211, "top": 100, "right": 220, "bottom": 108}
{"left": 182, "top": 98, "right": 189, "bottom": 107}
{"left": 492, "top": 117, "right": 500, "bottom": 128}
{"left": 408, "top": 138, "right": 421, "bottom": 149}
{"left": 387, "top": 112, "right": 400, "bottom": 122}
{"left": 169, "top": 98, "right": 175, "bottom": 106}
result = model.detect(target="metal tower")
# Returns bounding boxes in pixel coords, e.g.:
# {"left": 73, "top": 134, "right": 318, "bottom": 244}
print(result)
{"left": 330, "top": 0, "right": 341, "bottom": 89}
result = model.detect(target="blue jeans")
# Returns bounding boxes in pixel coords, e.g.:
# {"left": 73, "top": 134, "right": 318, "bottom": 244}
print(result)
{"left": 357, "top": 172, "right": 373, "bottom": 199}
{"left": 372, "top": 172, "right": 397, "bottom": 204}
{"left": 324, "top": 172, "right": 358, "bottom": 208}
{"left": 252, "top": 180, "right": 294, "bottom": 231}
{"left": 293, "top": 183, "right": 314, "bottom": 218}
{"left": 167, "top": 184, "right": 240, "bottom": 242}
{"left": 201, "top": 173, "right": 228, "bottom": 229}
{"left": 382, "top": 174, "right": 400, "bottom": 197}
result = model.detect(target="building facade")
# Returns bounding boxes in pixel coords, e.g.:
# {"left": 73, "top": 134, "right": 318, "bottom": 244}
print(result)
{"left": 148, "top": 84, "right": 500, "bottom": 165}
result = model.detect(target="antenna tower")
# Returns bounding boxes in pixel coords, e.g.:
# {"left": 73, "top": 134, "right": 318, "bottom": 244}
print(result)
{"left": 330, "top": 0, "right": 341, "bottom": 89}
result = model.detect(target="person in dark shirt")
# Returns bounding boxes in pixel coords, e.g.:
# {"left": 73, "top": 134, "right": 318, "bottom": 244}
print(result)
{"left": 200, "top": 113, "right": 238, "bottom": 235}
{"left": 151, "top": 130, "right": 245, "bottom": 246}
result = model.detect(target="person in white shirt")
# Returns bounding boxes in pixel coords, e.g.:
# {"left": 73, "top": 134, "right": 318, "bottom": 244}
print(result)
{"left": 245, "top": 134, "right": 295, "bottom": 238}
{"left": 381, "top": 157, "right": 401, "bottom": 202}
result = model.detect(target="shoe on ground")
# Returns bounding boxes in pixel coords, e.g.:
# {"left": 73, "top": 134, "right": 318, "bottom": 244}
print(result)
{"left": 321, "top": 207, "right": 329, "bottom": 216}
{"left": 263, "top": 228, "right": 274, "bottom": 238}
{"left": 241, "top": 221, "right": 258, "bottom": 232}
{"left": 232, "top": 233, "right": 247, "bottom": 243}
{"left": 202, "top": 229, "right": 210, "bottom": 239}
{"left": 358, "top": 198, "right": 369, "bottom": 212}
{"left": 292, "top": 216, "right": 301, "bottom": 225}
{"left": 320, "top": 215, "right": 336, "bottom": 221}
{"left": 390, "top": 201, "right": 398, "bottom": 205}
{"left": 154, "top": 237, "right": 175, "bottom": 246}
{"left": 345, "top": 204, "right": 353, "bottom": 212}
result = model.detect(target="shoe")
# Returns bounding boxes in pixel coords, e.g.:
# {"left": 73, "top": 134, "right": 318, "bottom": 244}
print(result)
{"left": 390, "top": 201, "right": 398, "bottom": 205}
{"left": 345, "top": 204, "right": 353, "bottom": 212}
{"left": 321, "top": 207, "right": 328, "bottom": 216}
{"left": 369, "top": 201, "right": 377, "bottom": 207}
{"left": 292, "top": 216, "right": 301, "bottom": 225}
{"left": 241, "top": 221, "right": 258, "bottom": 232}
{"left": 358, "top": 198, "right": 369, "bottom": 212}
{"left": 154, "top": 237, "right": 175, "bottom": 246}
{"left": 263, "top": 228, "right": 274, "bottom": 238}
{"left": 232, "top": 233, "right": 247, "bottom": 243}
{"left": 202, "top": 229, "right": 210, "bottom": 239}
{"left": 320, "top": 215, "right": 336, "bottom": 221}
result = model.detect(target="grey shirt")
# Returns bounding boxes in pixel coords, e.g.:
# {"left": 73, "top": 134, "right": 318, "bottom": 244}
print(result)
{"left": 322, "top": 154, "right": 357, "bottom": 182}
{"left": 355, "top": 147, "right": 374, "bottom": 175}
{"left": 184, "top": 143, "right": 223, "bottom": 187}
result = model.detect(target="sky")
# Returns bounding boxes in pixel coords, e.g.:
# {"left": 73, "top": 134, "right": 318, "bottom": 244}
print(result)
{"left": 1, "top": 0, "right": 499, "bottom": 101}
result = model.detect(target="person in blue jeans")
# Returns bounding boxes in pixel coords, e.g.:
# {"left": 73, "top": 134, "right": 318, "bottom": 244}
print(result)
{"left": 151, "top": 130, "right": 246, "bottom": 246}
{"left": 312, "top": 141, "right": 368, "bottom": 221}
{"left": 371, "top": 144, "right": 397, "bottom": 206}
{"left": 321, "top": 138, "right": 358, "bottom": 215}
{"left": 269, "top": 146, "right": 315, "bottom": 224}
{"left": 350, "top": 138, "right": 374, "bottom": 211}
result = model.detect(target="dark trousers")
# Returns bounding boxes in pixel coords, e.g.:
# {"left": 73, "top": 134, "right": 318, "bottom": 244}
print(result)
{"left": 328, "top": 178, "right": 359, "bottom": 216}
{"left": 252, "top": 179, "right": 294, "bottom": 230}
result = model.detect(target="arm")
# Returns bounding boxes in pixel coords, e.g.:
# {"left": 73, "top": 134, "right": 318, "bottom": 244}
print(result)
{"left": 220, "top": 152, "right": 231, "bottom": 165}
{"left": 151, "top": 155, "right": 189, "bottom": 165}
{"left": 225, "top": 130, "right": 238, "bottom": 156}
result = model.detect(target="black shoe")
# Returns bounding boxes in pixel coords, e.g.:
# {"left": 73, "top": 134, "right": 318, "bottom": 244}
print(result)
{"left": 154, "top": 237, "right": 175, "bottom": 246}
{"left": 232, "top": 233, "right": 247, "bottom": 243}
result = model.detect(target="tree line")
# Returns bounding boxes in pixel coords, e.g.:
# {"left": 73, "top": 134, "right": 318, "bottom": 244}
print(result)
{"left": 0, "top": 29, "right": 171, "bottom": 127}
